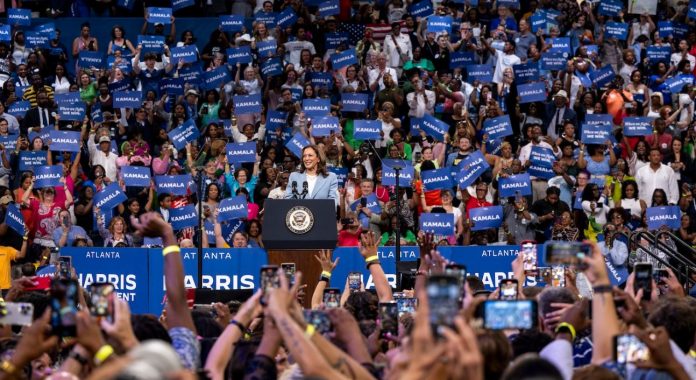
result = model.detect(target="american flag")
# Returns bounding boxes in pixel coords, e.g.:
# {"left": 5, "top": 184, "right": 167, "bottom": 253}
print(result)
{"left": 339, "top": 21, "right": 407, "bottom": 45}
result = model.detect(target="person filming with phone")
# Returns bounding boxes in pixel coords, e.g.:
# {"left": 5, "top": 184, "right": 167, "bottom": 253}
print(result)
{"left": 53, "top": 209, "right": 92, "bottom": 248}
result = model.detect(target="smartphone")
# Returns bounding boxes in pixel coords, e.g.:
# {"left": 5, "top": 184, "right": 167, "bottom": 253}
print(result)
{"left": 483, "top": 300, "right": 538, "bottom": 330}
{"left": 444, "top": 263, "right": 467, "bottom": 285}
{"left": 499, "top": 279, "right": 518, "bottom": 300}
{"left": 192, "top": 304, "right": 217, "bottom": 318}
{"left": 544, "top": 241, "right": 590, "bottom": 267}
{"left": 521, "top": 241, "right": 538, "bottom": 277}
{"left": 0, "top": 303, "right": 34, "bottom": 326}
{"left": 341, "top": 218, "right": 353, "bottom": 225}
{"left": 62, "top": 215, "right": 70, "bottom": 227}
{"left": 360, "top": 197, "right": 367, "bottom": 207}
{"left": 323, "top": 288, "right": 341, "bottom": 308}
{"left": 50, "top": 278, "right": 79, "bottom": 337}
{"left": 653, "top": 268, "right": 669, "bottom": 285}
{"left": 303, "top": 310, "right": 333, "bottom": 335}
{"left": 260, "top": 265, "right": 280, "bottom": 301}
{"left": 427, "top": 274, "right": 460, "bottom": 334}
{"left": 551, "top": 266, "right": 566, "bottom": 287}
{"left": 57, "top": 256, "right": 72, "bottom": 279}
{"left": 614, "top": 334, "right": 650, "bottom": 364}
{"left": 89, "top": 282, "right": 115, "bottom": 324}
{"left": 633, "top": 263, "right": 653, "bottom": 301}
{"left": 280, "top": 263, "right": 296, "bottom": 287}
{"left": 393, "top": 292, "right": 417, "bottom": 316}
{"left": 348, "top": 272, "right": 361, "bottom": 292}
{"left": 26, "top": 276, "right": 51, "bottom": 291}
{"left": 379, "top": 301, "right": 399, "bottom": 339}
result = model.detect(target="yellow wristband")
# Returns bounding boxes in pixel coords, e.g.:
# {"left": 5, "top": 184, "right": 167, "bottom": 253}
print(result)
{"left": 0, "top": 360, "right": 16, "bottom": 375}
{"left": 555, "top": 322, "right": 576, "bottom": 341}
{"left": 93, "top": 344, "right": 114, "bottom": 366}
{"left": 365, "top": 255, "right": 379, "bottom": 263}
{"left": 304, "top": 324, "right": 316, "bottom": 338}
{"left": 321, "top": 271, "right": 332, "bottom": 278}
{"left": 162, "top": 245, "right": 181, "bottom": 256}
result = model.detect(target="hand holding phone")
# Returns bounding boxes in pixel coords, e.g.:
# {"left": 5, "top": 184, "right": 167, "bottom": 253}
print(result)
{"left": 499, "top": 279, "right": 518, "bottom": 300}
{"left": 633, "top": 263, "right": 653, "bottom": 301}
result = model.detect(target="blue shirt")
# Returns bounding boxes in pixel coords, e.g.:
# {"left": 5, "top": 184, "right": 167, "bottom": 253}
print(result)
{"left": 53, "top": 225, "right": 91, "bottom": 247}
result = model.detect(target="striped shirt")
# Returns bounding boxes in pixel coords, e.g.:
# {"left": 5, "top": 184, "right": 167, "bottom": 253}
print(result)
{"left": 22, "top": 85, "right": 55, "bottom": 108}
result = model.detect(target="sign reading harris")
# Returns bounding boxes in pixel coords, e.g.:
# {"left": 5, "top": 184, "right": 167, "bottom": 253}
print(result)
{"left": 233, "top": 94, "right": 262, "bottom": 115}
{"left": 155, "top": 174, "right": 193, "bottom": 196}
{"left": 646, "top": 206, "right": 680, "bottom": 230}
{"left": 121, "top": 166, "right": 151, "bottom": 187}
{"left": 168, "top": 119, "right": 200, "bottom": 150}
{"left": 49, "top": 130, "right": 81, "bottom": 152}
{"left": 470, "top": 206, "right": 504, "bottom": 231}
{"left": 94, "top": 183, "right": 128, "bottom": 210}
{"left": 581, "top": 124, "right": 612, "bottom": 145}
{"left": 5, "top": 203, "right": 24, "bottom": 235}
{"left": 421, "top": 167, "right": 453, "bottom": 191}
{"left": 33, "top": 165, "right": 63, "bottom": 188}
{"left": 483, "top": 115, "right": 513, "bottom": 139}
{"left": 217, "top": 195, "right": 248, "bottom": 222}
{"left": 113, "top": 91, "right": 143, "bottom": 109}
{"left": 341, "top": 93, "right": 368, "bottom": 113}
{"left": 353, "top": 120, "right": 381, "bottom": 140}
{"left": 623, "top": 117, "right": 654, "bottom": 136}
{"left": 147, "top": 7, "right": 172, "bottom": 24}
{"left": 456, "top": 151, "right": 490, "bottom": 188}
{"left": 226, "top": 142, "right": 256, "bottom": 164}
{"left": 420, "top": 213, "right": 455, "bottom": 235}
{"left": 169, "top": 205, "right": 198, "bottom": 230}
{"left": 517, "top": 82, "right": 546, "bottom": 103}
{"left": 498, "top": 173, "right": 532, "bottom": 198}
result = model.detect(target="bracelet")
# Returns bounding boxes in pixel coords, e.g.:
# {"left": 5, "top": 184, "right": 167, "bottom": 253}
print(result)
{"left": 592, "top": 284, "right": 613, "bottom": 294}
{"left": 69, "top": 351, "right": 89, "bottom": 366}
{"left": 364, "top": 255, "right": 379, "bottom": 263}
{"left": 162, "top": 245, "right": 180, "bottom": 256}
{"left": 304, "top": 324, "right": 316, "bottom": 338}
{"left": 366, "top": 261, "right": 381, "bottom": 270}
{"left": 555, "top": 322, "right": 576, "bottom": 341}
{"left": 93, "top": 344, "right": 114, "bottom": 366}
{"left": 321, "top": 271, "right": 332, "bottom": 278}
{"left": 229, "top": 319, "right": 246, "bottom": 335}
{"left": 0, "top": 360, "right": 16, "bottom": 375}
{"left": 319, "top": 276, "right": 330, "bottom": 283}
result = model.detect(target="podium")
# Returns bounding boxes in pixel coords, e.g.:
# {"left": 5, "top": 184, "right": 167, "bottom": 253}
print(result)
{"left": 262, "top": 199, "right": 337, "bottom": 306}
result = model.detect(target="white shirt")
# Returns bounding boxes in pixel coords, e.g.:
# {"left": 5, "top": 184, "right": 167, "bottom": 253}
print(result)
{"left": 284, "top": 40, "right": 316, "bottom": 67}
{"left": 406, "top": 90, "right": 435, "bottom": 118}
{"left": 87, "top": 134, "right": 119, "bottom": 182}
{"left": 518, "top": 141, "right": 560, "bottom": 166}
{"left": 368, "top": 67, "right": 398, "bottom": 92}
{"left": 635, "top": 163, "right": 679, "bottom": 205}
{"left": 383, "top": 33, "right": 412, "bottom": 68}
{"left": 670, "top": 52, "right": 696, "bottom": 69}
{"left": 492, "top": 49, "right": 520, "bottom": 84}
{"left": 306, "top": 173, "right": 317, "bottom": 198}
{"left": 52, "top": 77, "right": 71, "bottom": 95}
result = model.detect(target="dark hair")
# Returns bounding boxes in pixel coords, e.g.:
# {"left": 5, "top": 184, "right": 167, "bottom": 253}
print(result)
{"left": 205, "top": 183, "right": 221, "bottom": 201}
{"left": 501, "top": 354, "right": 563, "bottom": 380}
{"left": 111, "top": 25, "right": 126, "bottom": 40}
{"left": 651, "top": 188, "right": 668, "bottom": 207}
{"left": 511, "top": 330, "right": 554, "bottom": 358}
{"left": 580, "top": 183, "right": 600, "bottom": 202}
{"left": 344, "top": 291, "right": 378, "bottom": 322}
{"left": 648, "top": 297, "right": 696, "bottom": 353}
{"left": 621, "top": 180, "right": 639, "bottom": 200}
{"left": 131, "top": 314, "right": 172, "bottom": 343}
{"left": 537, "top": 287, "right": 576, "bottom": 317}
{"left": 545, "top": 187, "right": 560, "bottom": 196}
{"left": 299, "top": 145, "right": 328, "bottom": 177}
{"left": 420, "top": 160, "right": 436, "bottom": 172}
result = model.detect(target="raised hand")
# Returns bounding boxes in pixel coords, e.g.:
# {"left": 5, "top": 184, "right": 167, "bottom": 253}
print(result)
{"left": 314, "top": 249, "right": 339, "bottom": 273}
{"left": 358, "top": 231, "right": 379, "bottom": 259}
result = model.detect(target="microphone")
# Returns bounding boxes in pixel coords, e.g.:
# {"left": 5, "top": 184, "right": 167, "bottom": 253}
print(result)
{"left": 301, "top": 181, "right": 308, "bottom": 199}
{"left": 291, "top": 181, "right": 298, "bottom": 199}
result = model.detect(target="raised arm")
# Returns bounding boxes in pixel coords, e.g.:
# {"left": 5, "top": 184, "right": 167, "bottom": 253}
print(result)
{"left": 359, "top": 231, "right": 393, "bottom": 301}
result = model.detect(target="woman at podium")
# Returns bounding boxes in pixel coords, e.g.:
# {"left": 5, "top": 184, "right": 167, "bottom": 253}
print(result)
{"left": 285, "top": 145, "right": 338, "bottom": 205}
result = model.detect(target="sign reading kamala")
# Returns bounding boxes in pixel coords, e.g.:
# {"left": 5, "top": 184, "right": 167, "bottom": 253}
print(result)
{"left": 202, "top": 66, "right": 231, "bottom": 90}
{"left": 33, "top": 165, "right": 63, "bottom": 188}
{"left": 219, "top": 15, "right": 244, "bottom": 32}
{"left": 217, "top": 195, "right": 248, "bottom": 222}
{"left": 308, "top": 72, "right": 333, "bottom": 89}
{"left": 113, "top": 91, "right": 142, "bottom": 109}
{"left": 465, "top": 64, "right": 493, "bottom": 84}
{"left": 409, "top": 0, "right": 433, "bottom": 17}
{"left": 421, "top": 167, "right": 453, "bottom": 191}
{"left": 585, "top": 113, "right": 613, "bottom": 126}
{"left": 155, "top": 174, "right": 192, "bottom": 196}
{"left": 256, "top": 40, "right": 277, "bottom": 58}
{"left": 147, "top": 7, "right": 172, "bottom": 24}
{"left": 658, "top": 21, "right": 673, "bottom": 37}
{"left": 170, "top": 45, "right": 198, "bottom": 64}
{"left": 581, "top": 124, "right": 612, "bottom": 145}
{"left": 470, "top": 206, "right": 504, "bottom": 231}
{"left": 350, "top": 193, "right": 381, "bottom": 214}
{"left": 275, "top": 7, "right": 297, "bottom": 28}
{"left": 5, "top": 203, "right": 24, "bottom": 235}
{"left": 7, "top": 101, "right": 30, "bottom": 118}
{"left": 57, "top": 102, "right": 85, "bottom": 121}
{"left": 120, "top": 166, "right": 151, "bottom": 187}
{"left": 590, "top": 65, "right": 615, "bottom": 88}
{"left": 226, "top": 46, "right": 252, "bottom": 65}
{"left": 517, "top": 82, "right": 546, "bottom": 103}
{"left": 382, "top": 159, "right": 414, "bottom": 187}
{"left": 8, "top": 8, "right": 31, "bottom": 26}
{"left": 226, "top": 141, "right": 256, "bottom": 163}
{"left": 483, "top": 115, "right": 513, "bottom": 139}
{"left": 49, "top": 130, "right": 81, "bottom": 152}
{"left": 77, "top": 51, "right": 104, "bottom": 69}
{"left": 310, "top": 116, "right": 340, "bottom": 137}
{"left": 330, "top": 48, "right": 358, "bottom": 70}
{"left": 169, "top": 205, "right": 198, "bottom": 230}
{"left": 449, "top": 51, "right": 475, "bottom": 69}
{"left": 94, "top": 183, "right": 127, "bottom": 210}
{"left": 353, "top": 120, "right": 381, "bottom": 140}
{"left": 168, "top": 119, "right": 200, "bottom": 150}
{"left": 341, "top": 93, "right": 368, "bottom": 113}
{"left": 318, "top": 0, "right": 340, "bottom": 17}
{"left": 159, "top": 78, "right": 184, "bottom": 96}
{"left": 233, "top": 94, "right": 262, "bottom": 115}
{"left": 646, "top": 206, "right": 681, "bottom": 230}
{"left": 664, "top": 74, "right": 694, "bottom": 93}
{"left": 0, "top": 25, "right": 10, "bottom": 42}
{"left": 623, "top": 117, "right": 654, "bottom": 136}
{"left": 548, "top": 37, "right": 571, "bottom": 56}
{"left": 420, "top": 213, "right": 455, "bottom": 235}
{"left": 690, "top": 0, "right": 696, "bottom": 20}
{"left": 498, "top": 173, "right": 532, "bottom": 198}
{"left": 302, "top": 99, "right": 331, "bottom": 118}
{"left": 427, "top": 16, "right": 453, "bottom": 34}
{"left": 285, "top": 132, "right": 310, "bottom": 158}
{"left": 456, "top": 151, "right": 490, "bottom": 188}
{"left": 18, "top": 151, "right": 47, "bottom": 171}
{"left": 266, "top": 110, "right": 287, "bottom": 131}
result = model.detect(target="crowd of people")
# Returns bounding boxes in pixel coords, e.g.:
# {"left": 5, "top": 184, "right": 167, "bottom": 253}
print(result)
{"left": 0, "top": 0, "right": 690, "bottom": 378}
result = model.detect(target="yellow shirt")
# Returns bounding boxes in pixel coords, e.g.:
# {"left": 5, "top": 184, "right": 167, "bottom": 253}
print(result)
{"left": 0, "top": 246, "right": 18, "bottom": 289}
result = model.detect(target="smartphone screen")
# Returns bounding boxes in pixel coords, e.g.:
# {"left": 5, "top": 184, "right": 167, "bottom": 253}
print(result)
{"left": 544, "top": 241, "right": 590, "bottom": 266}
{"left": 260, "top": 265, "right": 280, "bottom": 301}
{"left": 57, "top": 256, "right": 72, "bottom": 279}
{"left": 551, "top": 266, "right": 566, "bottom": 287}
{"left": 379, "top": 301, "right": 399, "bottom": 339}
{"left": 521, "top": 241, "right": 538, "bottom": 277}
{"left": 483, "top": 300, "right": 538, "bottom": 330}
{"left": 303, "top": 310, "right": 333, "bottom": 335}
{"left": 394, "top": 293, "right": 417, "bottom": 316}
{"left": 348, "top": 272, "right": 361, "bottom": 291}
{"left": 427, "top": 275, "right": 460, "bottom": 334}
{"left": 323, "top": 288, "right": 341, "bottom": 308}
{"left": 50, "top": 278, "right": 79, "bottom": 337}
{"left": 280, "top": 263, "right": 296, "bottom": 286}
{"left": 633, "top": 263, "right": 653, "bottom": 300}
{"left": 0, "top": 303, "right": 34, "bottom": 326}
{"left": 499, "top": 279, "right": 518, "bottom": 300}
{"left": 653, "top": 268, "right": 668, "bottom": 285}
{"left": 360, "top": 197, "right": 367, "bottom": 207}
{"left": 614, "top": 334, "right": 650, "bottom": 364}
{"left": 89, "top": 282, "right": 115, "bottom": 323}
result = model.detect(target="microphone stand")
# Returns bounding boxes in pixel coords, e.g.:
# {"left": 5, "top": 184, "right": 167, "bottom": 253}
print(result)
{"left": 194, "top": 166, "right": 206, "bottom": 289}
{"left": 301, "top": 181, "right": 308, "bottom": 199}
{"left": 291, "top": 181, "right": 299, "bottom": 199}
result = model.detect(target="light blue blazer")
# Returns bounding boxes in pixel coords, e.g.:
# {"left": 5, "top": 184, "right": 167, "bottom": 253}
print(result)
{"left": 285, "top": 171, "right": 338, "bottom": 205}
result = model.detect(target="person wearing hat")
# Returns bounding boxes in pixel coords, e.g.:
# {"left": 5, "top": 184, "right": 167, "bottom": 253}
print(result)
{"left": 384, "top": 21, "right": 412, "bottom": 74}
{"left": 87, "top": 132, "right": 118, "bottom": 182}
{"left": 544, "top": 90, "right": 577, "bottom": 141}
{"left": 184, "top": 90, "right": 199, "bottom": 121}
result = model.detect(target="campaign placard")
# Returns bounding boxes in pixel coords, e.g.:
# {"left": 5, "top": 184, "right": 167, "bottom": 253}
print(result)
{"left": 623, "top": 117, "right": 654, "bottom": 136}
{"left": 517, "top": 82, "right": 546, "bottom": 103}
{"left": 226, "top": 142, "right": 257, "bottom": 163}
{"left": 33, "top": 165, "right": 63, "bottom": 188}
{"left": 202, "top": 66, "right": 231, "bottom": 90}
{"left": 77, "top": 51, "right": 104, "bottom": 69}
{"left": 275, "top": 8, "right": 297, "bottom": 28}
{"left": 49, "top": 130, "right": 80, "bottom": 152}
{"left": 590, "top": 65, "right": 615, "bottom": 88}
{"left": 285, "top": 132, "right": 310, "bottom": 158}
{"left": 353, "top": 119, "right": 381, "bottom": 140}
{"left": 5, "top": 203, "right": 25, "bottom": 235}
{"left": 483, "top": 115, "right": 513, "bottom": 139}
{"left": 94, "top": 183, "right": 127, "bottom": 210}
{"left": 382, "top": 159, "right": 414, "bottom": 187}
{"left": 646, "top": 206, "right": 680, "bottom": 230}
{"left": 8, "top": 8, "right": 31, "bottom": 26}
{"left": 168, "top": 119, "right": 200, "bottom": 150}
{"left": 420, "top": 213, "right": 455, "bottom": 235}
{"left": 147, "top": 7, "right": 172, "bottom": 24}
{"left": 226, "top": 46, "right": 253, "bottom": 65}
{"left": 303, "top": 98, "right": 331, "bottom": 118}
{"left": 170, "top": 205, "right": 198, "bottom": 230}
{"left": 330, "top": 48, "right": 358, "bottom": 69}
{"left": 170, "top": 45, "right": 198, "bottom": 64}
{"left": 233, "top": 94, "right": 262, "bottom": 115}
{"left": 341, "top": 93, "right": 368, "bottom": 113}
{"left": 455, "top": 151, "right": 489, "bottom": 188}
{"left": 219, "top": 15, "right": 244, "bottom": 32}
{"left": 420, "top": 113, "right": 448, "bottom": 140}
{"left": 57, "top": 102, "right": 86, "bottom": 121}
{"left": 421, "top": 167, "right": 453, "bottom": 191}
{"left": 465, "top": 64, "right": 493, "bottom": 84}
{"left": 498, "top": 173, "right": 532, "bottom": 197}
{"left": 581, "top": 124, "right": 612, "bottom": 145}
{"left": 310, "top": 116, "right": 340, "bottom": 137}
{"left": 155, "top": 175, "right": 192, "bottom": 196}
{"left": 470, "top": 206, "right": 504, "bottom": 231}
{"left": 217, "top": 195, "right": 248, "bottom": 222}
{"left": 113, "top": 91, "right": 143, "bottom": 109}
{"left": 318, "top": 0, "right": 340, "bottom": 17}
{"left": 121, "top": 166, "right": 151, "bottom": 187}
{"left": 18, "top": 151, "right": 47, "bottom": 171}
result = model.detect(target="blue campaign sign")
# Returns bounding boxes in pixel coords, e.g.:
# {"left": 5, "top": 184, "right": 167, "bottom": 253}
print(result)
{"left": 5, "top": 203, "right": 24, "bottom": 235}
{"left": 673, "top": 23, "right": 689, "bottom": 39}
{"left": 155, "top": 174, "right": 192, "bottom": 196}
{"left": 77, "top": 51, "right": 104, "bottom": 69}
{"left": 585, "top": 113, "right": 613, "bottom": 126}
{"left": 226, "top": 46, "right": 252, "bottom": 65}
{"left": 318, "top": 0, "right": 340, "bottom": 17}
{"left": 57, "top": 102, "right": 86, "bottom": 121}
{"left": 470, "top": 206, "right": 504, "bottom": 231}
{"left": 256, "top": 40, "right": 277, "bottom": 58}
{"left": 421, "top": 167, "right": 453, "bottom": 190}
{"left": 658, "top": 21, "right": 673, "bottom": 37}
{"left": 170, "top": 45, "right": 198, "bottom": 63}
{"left": 605, "top": 22, "right": 628, "bottom": 40}
{"left": 121, "top": 166, "right": 151, "bottom": 187}
{"left": 513, "top": 62, "right": 540, "bottom": 83}
{"left": 646, "top": 206, "right": 680, "bottom": 230}
{"left": 266, "top": 110, "right": 287, "bottom": 131}
{"left": 226, "top": 141, "right": 256, "bottom": 163}
{"left": 529, "top": 145, "right": 555, "bottom": 167}
{"left": 329, "top": 167, "right": 349, "bottom": 187}
{"left": 260, "top": 58, "right": 283, "bottom": 77}
{"left": 325, "top": 32, "right": 350, "bottom": 49}
{"left": 605, "top": 255, "right": 629, "bottom": 286}
{"left": 91, "top": 103, "right": 103, "bottom": 123}
{"left": 55, "top": 92, "right": 81, "bottom": 104}
{"left": 202, "top": 66, "right": 231, "bottom": 90}
{"left": 499, "top": 173, "right": 532, "bottom": 197}
{"left": 349, "top": 193, "right": 381, "bottom": 214}
{"left": 255, "top": 12, "right": 277, "bottom": 29}
{"left": 528, "top": 164, "right": 555, "bottom": 180}
{"left": 541, "top": 52, "right": 565, "bottom": 70}
{"left": 137, "top": 35, "right": 165, "bottom": 54}
{"left": 178, "top": 65, "right": 203, "bottom": 85}
{"left": 219, "top": 15, "right": 244, "bottom": 32}
{"left": 517, "top": 82, "right": 546, "bottom": 103}
{"left": 168, "top": 119, "right": 200, "bottom": 150}
{"left": 590, "top": 66, "right": 615, "bottom": 88}
{"left": 220, "top": 219, "right": 246, "bottom": 245}
{"left": 113, "top": 91, "right": 142, "bottom": 109}
{"left": 303, "top": 98, "right": 331, "bottom": 118}
{"left": 449, "top": 51, "right": 475, "bottom": 69}
{"left": 117, "top": 0, "right": 136, "bottom": 10}
{"left": 456, "top": 151, "right": 489, "bottom": 188}
{"left": 94, "top": 183, "right": 127, "bottom": 210}
{"left": 689, "top": 0, "right": 696, "bottom": 20}
{"left": 647, "top": 46, "right": 671, "bottom": 64}
{"left": 353, "top": 119, "right": 381, "bottom": 140}
{"left": 169, "top": 205, "right": 198, "bottom": 230}
{"left": 598, "top": 0, "right": 622, "bottom": 16}
{"left": 581, "top": 124, "right": 612, "bottom": 145}
{"left": 34, "top": 22, "right": 57, "bottom": 39}
{"left": 147, "top": 247, "right": 199, "bottom": 316}
{"left": 341, "top": 93, "right": 368, "bottom": 113}
{"left": 201, "top": 248, "right": 267, "bottom": 290}
{"left": 33, "top": 165, "right": 63, "bottom": 188}
{"left": 420, "top": 213, "right": 455, "bottom": 235}
{"left": 330, "top": 48, "right": 358, "bottom": 69}
{"left": 382, "top": 159, "right": 414, "bottom": 187}
{"left": 172, "top": 0, "right": 195, "bottom": 10}
{"left": 420, "top": 113, "right": 448, "bottom": 140}
{"left": 308, "top": 73, "right": 333, "bottom": 91}
{"left": 233, "top": 94, "right": 262, "bottom": 115}
{"left": 465, "top": 64, "right": 493, "bottom": 84}
{"left": 0, "top": 135, "right": 17, "bottom": 151}
{"left": 498, "top": 0, "right": 519, "bottom": 8}
{"left": 549, "top": 38, "right": 571, "bottom": 56}
{"left": 623, "top": 117, "right": 654, "bottom": 137}
{"left": 427, "top": 16, "right": 452, "bottom": 34}
{"left": 286, "top": 132, "right": 310, "bottom": 158}
{"left": 7, "top": 101, "right": 30, "bottom": 118}
{"left": 49, "top": 130, "right": 81, "bottom": 152}
{"left": 483, "top": 115, "right": 513, "bottom": 139}
{"left": 0, "top": 25, "right": 10, "bottom": 42}
{"left": 147, "top": 7, "right": 172, "bottom": 24}
{"left": 18, "top": 151, "right": 47, "bottom": 171}
{"left": 331, "top": 246, "right": 419, "bottom": 290}
{"left": 62, "top": 248, "right": 150, "bottom": 313}
{"left": 275, "top": 7, "right": 297, "bottom": 28}
{"left": 311, "top": 116, "right": 340, "bottom": 137}
{"left": 108, "top": 79, "right": 132, "bottom": 93}
{"left": 664, "top": 74, "right": 694, "bottom": 93}
{"left": 409, "top": 0, "right": 433, "bottom": 17}
{"left": 24, "top": 32, "right": 50, "bottom": 49}
{"left": 217, "top": 195, "right": 248, "bottom": 222}
{"left": 530, "top": 12, "right": 546, "bottom": 32}
{"left": 159, "top": 77, "right": 184, "bottom": 96}
{"left": 8, "top": 8, "right": 31, "bottom": 26}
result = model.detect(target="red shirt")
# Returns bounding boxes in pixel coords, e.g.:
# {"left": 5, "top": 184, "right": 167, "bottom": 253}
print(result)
{"left": 465, "top": 197, "right": 492, "bottom": 218}
{"left": 338, "top": 228, "right": 361, "bottom": 246}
